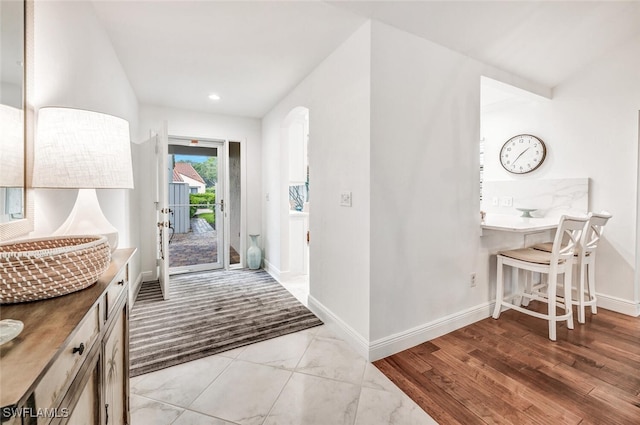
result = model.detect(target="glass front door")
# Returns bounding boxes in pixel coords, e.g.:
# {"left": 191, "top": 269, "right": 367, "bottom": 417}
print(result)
{"left": 167, "top": 139, "right": 224, "bottom": 274}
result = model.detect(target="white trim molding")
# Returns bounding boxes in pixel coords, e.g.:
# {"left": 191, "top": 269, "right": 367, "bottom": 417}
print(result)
{"left": 369, "top": 302, "right": 495, "bottom": 361}
{"left": 141, "top": 271, "right": 155, "bottom": 282}
{"left": 596, "top": 293, "right": 640, "bottom": 317}
{"left": 303, "top": 297, "right": 495, "bottom": 361}
{"left": 307, "top": 295, "right": 370, "bottom": 360}
{"left": 263, "top": 258, "right": 281, "bottom": 281}
{"left": 130, "top": 273, "right": 144, "bottom": 307}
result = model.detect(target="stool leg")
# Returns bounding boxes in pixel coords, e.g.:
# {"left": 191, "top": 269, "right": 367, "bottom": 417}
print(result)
{"left": 522, "top": 271, "right": 532, "bottom": 307}
{"left": 577, "top": 260, "right": 586, "bottom": 324}
{"left": 493, "top": 257, "right": 504, "bottom": 319}
{"left": 564, "top": 265, "right": 574, "bottom": 330}
{"left": 588, "top": 261, "right": 597, "bottom": 315}
{"left": 547, "top": 272, "right": 557, "bottom": 341}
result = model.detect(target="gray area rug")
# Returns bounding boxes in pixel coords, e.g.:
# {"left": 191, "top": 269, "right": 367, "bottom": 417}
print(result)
{"left": 129, "top": 269, "right": 322, "bottom": 377}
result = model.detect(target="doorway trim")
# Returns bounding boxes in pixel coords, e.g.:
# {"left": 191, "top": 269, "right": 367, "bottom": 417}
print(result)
{"left": 167, "top": 136, "right": 230, "bottom": 274}
{"left": 225, "top": 140, "right": 247, "bottom": 270}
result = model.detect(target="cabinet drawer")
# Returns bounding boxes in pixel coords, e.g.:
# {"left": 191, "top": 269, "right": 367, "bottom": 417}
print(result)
{"left": 105, "top": 267, "right": 128, "bottom": 319}
{"left": 35, "top": 305, "right": 100, "bottom": 423}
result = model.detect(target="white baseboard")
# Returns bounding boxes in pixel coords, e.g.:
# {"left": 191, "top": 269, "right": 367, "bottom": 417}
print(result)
{"left": 279, "top": 270, "right": 302, "bottom": 280}
{"left": 596, "top": 293, "right": 640, "bottom": 317}
{"left": 307, "top": 295, "right": 370, "bottom": 360}
{"left": 368, "top": 302, "right": 495, "bottom": 361}
{"left": 130, "top": 273, "right": 144, "bottom": 307}
{"left": 141, "top": 271, "right": 155, "bottom": 282}
{"left": 306, "top": 296, "right": 494, "bottom": 361}
{"left": 263, "top": 259, "right": 280, "bottom": 281}
{"left": 264, "top": 259, "right": 304, "bottom": 282}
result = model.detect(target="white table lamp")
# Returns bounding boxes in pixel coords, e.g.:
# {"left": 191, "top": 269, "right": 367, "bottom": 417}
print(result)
{"left": 32, "top": 107, "right": 134, "bottom": 250}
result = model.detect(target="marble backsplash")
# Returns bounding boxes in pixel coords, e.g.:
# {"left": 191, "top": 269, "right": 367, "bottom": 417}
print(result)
{"left": 481, "top": 178, "right": 589, "bottom": 218}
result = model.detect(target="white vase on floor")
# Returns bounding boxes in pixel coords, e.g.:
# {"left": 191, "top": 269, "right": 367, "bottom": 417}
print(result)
{"left": 247, "top": 234, "right": 261, "bottom": 270}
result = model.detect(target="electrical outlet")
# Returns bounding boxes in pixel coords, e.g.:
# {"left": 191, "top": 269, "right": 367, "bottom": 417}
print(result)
{"left": 470, "top": 272, "right": 476, "bottom": 287}
{"left": 340, "top": 191, "right": 352, "bottom": 207}
{"left": 500, "top": 196, "right": 513, "bottom": 207}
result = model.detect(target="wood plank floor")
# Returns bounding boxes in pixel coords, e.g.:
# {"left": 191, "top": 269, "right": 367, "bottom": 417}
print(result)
{"left": 374, "top": 303, "right": 640, "bottom": 425}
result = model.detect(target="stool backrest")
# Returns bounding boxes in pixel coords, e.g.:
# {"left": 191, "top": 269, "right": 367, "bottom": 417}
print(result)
{"left": 552, "top": 215, "right": 588, "bottom": 264}
{"left": 580, "top": 211, "right": 612, "bottom": 257}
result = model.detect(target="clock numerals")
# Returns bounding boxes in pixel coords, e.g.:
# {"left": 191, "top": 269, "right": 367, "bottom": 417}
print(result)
{"left": 499, "top": 134, "right": 546, "bottom": 174}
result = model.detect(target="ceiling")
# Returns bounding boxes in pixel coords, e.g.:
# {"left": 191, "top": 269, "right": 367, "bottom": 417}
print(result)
{"left": 92, "top": 1, "right": 366, "bottom": 118}
{"left": 92, "top": 1, "right": 640, "bottom": 118}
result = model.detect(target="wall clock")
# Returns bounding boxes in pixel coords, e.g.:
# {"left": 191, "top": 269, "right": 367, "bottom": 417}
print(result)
{"left": 499, "top": 134, "right": 546, "bottom": 174}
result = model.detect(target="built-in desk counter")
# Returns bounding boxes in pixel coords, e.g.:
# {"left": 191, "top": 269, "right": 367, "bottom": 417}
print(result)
{"left": 481, "top": 214, "right": 560, "bottom": 233}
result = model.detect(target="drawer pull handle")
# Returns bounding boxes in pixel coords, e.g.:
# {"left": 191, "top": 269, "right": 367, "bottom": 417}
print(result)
{"left": 72, "top": 343, "right": 85, "bottom": 356}
{"left": 117, "top": 279, "right": 125, "bottom": 286}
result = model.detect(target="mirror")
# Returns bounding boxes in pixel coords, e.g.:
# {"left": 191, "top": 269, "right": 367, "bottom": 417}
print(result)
{"left": 0, "top": 0, "right": 33, "bottom": 240}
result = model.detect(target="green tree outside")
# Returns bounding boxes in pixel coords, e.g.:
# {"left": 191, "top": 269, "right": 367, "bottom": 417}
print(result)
{"left": 191, "top": 157, "right": 218, "bottom": 187}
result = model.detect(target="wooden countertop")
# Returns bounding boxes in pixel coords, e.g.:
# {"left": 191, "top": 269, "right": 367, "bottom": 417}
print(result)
{"left": 0, "top": 248, "right": 135, "bottom": 408}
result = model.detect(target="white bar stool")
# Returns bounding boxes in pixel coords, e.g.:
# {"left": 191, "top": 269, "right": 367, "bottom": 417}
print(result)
{"left": 533, "top": 212, "right": 612, "bottom": 323}
{"left": 492, "top": 215, "right": 588, "bottom": 341}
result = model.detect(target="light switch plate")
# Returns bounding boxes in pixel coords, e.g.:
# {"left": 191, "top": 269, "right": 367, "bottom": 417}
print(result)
{"left": 340, "top": 191, "right": 352, "bottom": 207}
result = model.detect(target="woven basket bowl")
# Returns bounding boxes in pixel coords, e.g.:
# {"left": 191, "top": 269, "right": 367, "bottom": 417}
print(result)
{"left": 0, "top": 235, "right": 111, "bottom": 304}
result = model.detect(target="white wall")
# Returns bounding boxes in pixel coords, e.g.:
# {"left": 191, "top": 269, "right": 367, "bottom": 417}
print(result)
{"left": 263, "top": 20, "right": 576, "bottom": 359}
{"left": 482, "top": 34, "right": 640, "bottom": 308}
{"left": 136, "top": 105, "right": 261, "bottom": 280}
{"left": 262, "top": 22, "right": 372, "bottom": 344}
{"left": 552, "top": 34, "right": 639, "bottom": 306}
{"left": 32, "top": 1, "right": 141, "bottom": 293}
{"left": 369, "top": 21, "right": 487, "bottom": 344}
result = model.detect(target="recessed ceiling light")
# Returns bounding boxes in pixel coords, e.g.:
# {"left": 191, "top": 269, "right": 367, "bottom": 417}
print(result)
{"left": 208, "top": 93, "right": 221, "bottom": 101}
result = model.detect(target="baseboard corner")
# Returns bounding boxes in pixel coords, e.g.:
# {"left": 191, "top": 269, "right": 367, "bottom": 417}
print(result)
{"left": 130, "top": 273, "right": 144, "bottom": 307}
{"left": 307, "top": 295, "right": 370, "bottom": 360}
{"left": 263, "top": 259, "right": 281, "bottom": 282}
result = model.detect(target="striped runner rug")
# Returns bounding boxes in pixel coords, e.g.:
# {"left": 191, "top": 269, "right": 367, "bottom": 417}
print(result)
{"left": 129, "top": 269, "right": 322, "bottom": 377}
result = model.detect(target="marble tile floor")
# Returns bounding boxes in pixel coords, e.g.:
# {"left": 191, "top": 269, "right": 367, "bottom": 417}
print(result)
{"left": 132, "top": 273, "right": 437, "bottom": 424}
{"left": 130, "top": 324, "right": 438, "bottom": 425}
{"left": 277, "top": 274, "right": 310, "bottom": 307}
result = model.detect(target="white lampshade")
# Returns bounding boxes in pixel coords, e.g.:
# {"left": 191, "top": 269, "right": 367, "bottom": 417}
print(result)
{"left": 32, "top": 107, "right": 134, "bottom": 251}
{"left": 0, "top": 104, "right": 24, "bottom": 188}
{"left": 33, "top": 107, "right": 133, "bottom": 189}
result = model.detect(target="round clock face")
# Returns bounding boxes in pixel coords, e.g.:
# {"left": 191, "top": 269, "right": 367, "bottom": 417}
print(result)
{"left": 499, "top": 134, "right": 546, "bottom": 174}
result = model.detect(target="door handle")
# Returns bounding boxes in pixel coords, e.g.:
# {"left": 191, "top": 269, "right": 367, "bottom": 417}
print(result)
{"left": 220, "top": 199, "right": 224, "bottom": 212}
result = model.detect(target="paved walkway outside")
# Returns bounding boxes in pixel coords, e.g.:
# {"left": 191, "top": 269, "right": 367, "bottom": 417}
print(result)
{"left": 169, "top": 218, "right": 217, "bottom": 268}
{"left": 190, "top": 217, "right": 214, "bottom": 233}
{"left": 169, "top": 218, "right": 240, "bottom": 268}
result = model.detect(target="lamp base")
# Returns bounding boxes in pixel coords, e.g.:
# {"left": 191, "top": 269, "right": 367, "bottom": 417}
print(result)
{"left": 53, "top": 189, "right": 119, "bottom": 251}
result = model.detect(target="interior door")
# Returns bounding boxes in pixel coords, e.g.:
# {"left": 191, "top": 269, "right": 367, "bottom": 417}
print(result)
{"left": 155, "top": 122, "right": 170, "bottom": 300}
